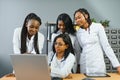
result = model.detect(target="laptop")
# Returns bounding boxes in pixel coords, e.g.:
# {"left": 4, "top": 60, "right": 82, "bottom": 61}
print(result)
{"left": 10, "top": 54, "right": 51, "bottom": 80}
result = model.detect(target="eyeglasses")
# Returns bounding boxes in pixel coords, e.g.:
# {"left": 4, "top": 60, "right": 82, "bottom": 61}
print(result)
{"left": 54, "top": 42, "right": 65, "bottom": 46}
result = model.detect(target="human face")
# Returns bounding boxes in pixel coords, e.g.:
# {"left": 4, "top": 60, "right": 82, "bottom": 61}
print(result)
{"left": 58, "top": 20, "right": 65, "bottom": 33}
{"left": 75, "top": 12, "right": 87, "bottom": 28}
{"left": 54, "top": 38, "right": 68, "bottom": 54}
{"left": 26, "top": 19, "right": 40, "bottom": 37}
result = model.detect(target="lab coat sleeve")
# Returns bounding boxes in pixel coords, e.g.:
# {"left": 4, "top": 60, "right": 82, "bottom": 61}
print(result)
{"left": 74, "top": 37, "right": 82, "bottom": 65}
{"left": 13, "top": 28, "right": 21, "bottom": 54}
{"left": 98, "top": 24, "right": 120, "bottom": 67}
{"left": 51, "top": 33, "right": 56, "bottom": 46}
{"left": 48, "top": 51, "right": 54, "bottom": 65}
{"left": 38, "top": 32, "right": 44, "bottom": 53}
{"left": 51, "top": 54, "right": 75, "bottom": 78}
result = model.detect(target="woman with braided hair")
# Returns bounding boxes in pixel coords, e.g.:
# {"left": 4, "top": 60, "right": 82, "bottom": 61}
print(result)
{"left": 13, "top": 13, "right": 44, "bottom": 54}
{"left": 74, "top": 8, "right": 120, "bottom": 76}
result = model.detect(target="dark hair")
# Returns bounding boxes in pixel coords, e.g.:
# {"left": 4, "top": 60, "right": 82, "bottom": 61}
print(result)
{"left": 54, "top": 13, "right": 75, "bottom": 35}
{"left": 52, "top": 34, "right": 74, "bottom": 61}
{"left": 21, "top": 13, "right": 42, "bottom": 54}
{"left": 74, "top": 8, "right": 91, "bottom": 26}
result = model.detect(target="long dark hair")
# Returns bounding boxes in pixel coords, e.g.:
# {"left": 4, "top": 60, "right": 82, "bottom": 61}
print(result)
{"left": 54, "top": 13, "right": 75, "bottom": 35}
{"left": 21, "top": 13, "right": 42, "bottom": 54}
{"left": 52, "top": 34, "right": 74, "bottom": 61}
{"left": 74, "top": 8, "right": 92, "bottom": 26}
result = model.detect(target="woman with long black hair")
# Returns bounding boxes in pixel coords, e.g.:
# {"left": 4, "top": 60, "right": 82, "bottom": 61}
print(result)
{"left": 13, "top": 13, "right": 44, "bottom": 54}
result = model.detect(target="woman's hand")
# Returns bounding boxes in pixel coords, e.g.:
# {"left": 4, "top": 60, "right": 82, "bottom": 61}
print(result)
{"left": 5, "top": 73, "right": 15, "bottom": 77}
{"left": 64, "top": 74, "right": 72, "bottom": 79}
{"left": 117, "top": 66, "right": 120, "bottom": 74}
{"left": 49, "top": 67, "right": 51, "bottom": 72}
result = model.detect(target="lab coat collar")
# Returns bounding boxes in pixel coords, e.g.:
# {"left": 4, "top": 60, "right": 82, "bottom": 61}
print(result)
{"left": 57, "top": 30, "right": 68, "bottom": 34}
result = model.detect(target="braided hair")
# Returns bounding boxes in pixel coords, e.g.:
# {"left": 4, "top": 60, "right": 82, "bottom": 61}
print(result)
{"left": 74, "top": 8, "right": 92, "bottom": 26}
{"left": 21, "top": 13, "right": 42, "bottom": 54}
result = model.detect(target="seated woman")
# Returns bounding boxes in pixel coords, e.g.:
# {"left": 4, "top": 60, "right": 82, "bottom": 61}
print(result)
{"left": 48, "top": 34, "right": 75, "bottom": 78}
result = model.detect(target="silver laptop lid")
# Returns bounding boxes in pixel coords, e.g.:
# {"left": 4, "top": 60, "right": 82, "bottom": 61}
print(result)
{"left": 10, "top": 54, "right": 51, "bottom": 80}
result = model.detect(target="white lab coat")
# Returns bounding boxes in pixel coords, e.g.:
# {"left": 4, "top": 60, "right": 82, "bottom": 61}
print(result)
{"left": 51, "top": 30, "right": 77, "bottom": 73}
{"left": 48, "top": 52, "right": 75, "bottom": 78}
{"left": 76, "top": 22, "right": 120, "bottom": 74}
{"left": 13, "top": 27, "right": 44, "bottom": 54}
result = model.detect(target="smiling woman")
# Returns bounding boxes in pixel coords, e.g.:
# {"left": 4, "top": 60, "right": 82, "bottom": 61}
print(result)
{"left": 26, "top": 19, "right": 40, "bottom": 39}
{"left": 13, "top": 13, "right": 44, "bottom": 54}
{"left": 74, "top": 8, "right": 120, "bottom": 75}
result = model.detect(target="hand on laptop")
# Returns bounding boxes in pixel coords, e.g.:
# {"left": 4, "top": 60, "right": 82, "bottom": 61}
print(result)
{"left": 64, "top": 74, "right": 72, "bottom": 79}
{"left": 5, "top": 73, "right": 15, "bottom": 77}
{"left": 49, "top": 67, "right": 51, "bottom": 72}
{"left": 117, "top": 66, "right": 120, "bottom": 74}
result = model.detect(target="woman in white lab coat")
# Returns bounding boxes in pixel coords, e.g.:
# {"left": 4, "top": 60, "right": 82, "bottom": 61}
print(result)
{"left": 74, "top": 8, "right": 120, "bottom": 75}
{"left": 13, "top": 13, "right": 44, "bottom": 54}
{"left": 49, "top": 34, "right": 75, "bottom": 78}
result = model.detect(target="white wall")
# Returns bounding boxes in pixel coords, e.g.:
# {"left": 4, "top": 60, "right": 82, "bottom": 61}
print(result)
{"left": 0, "top": 0, "right": 120, "bottom": 77}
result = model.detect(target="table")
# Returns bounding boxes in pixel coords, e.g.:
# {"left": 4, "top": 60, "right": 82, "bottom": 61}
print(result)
{"left": 0, "top": 73, "right": 120, "bottom": 80}
{"left": 64, "top": 73, "right": 120, "bottom": 80}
